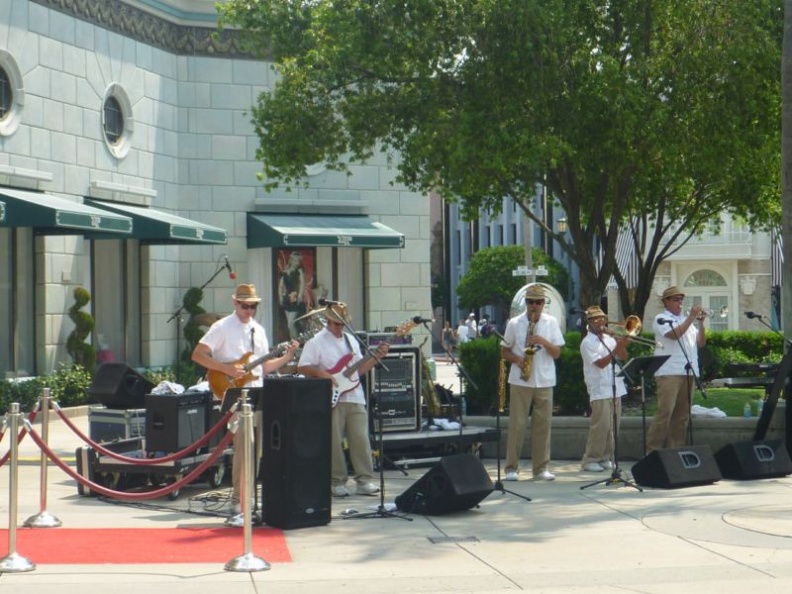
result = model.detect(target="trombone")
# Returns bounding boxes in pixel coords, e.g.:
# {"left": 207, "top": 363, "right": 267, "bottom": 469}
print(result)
{"left": 607, "top": 315, "right": 664, "bottom": 349}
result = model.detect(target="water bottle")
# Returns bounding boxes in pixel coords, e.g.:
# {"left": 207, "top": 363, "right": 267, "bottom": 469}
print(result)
{"left": 460, "top": 396, "right": 467, "bottom": 417}
{"left": 743, "top": 402, "right": 751, "bottom": 418}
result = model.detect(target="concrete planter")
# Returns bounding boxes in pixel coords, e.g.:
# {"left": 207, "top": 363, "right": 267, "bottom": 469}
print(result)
{"left": 472, "top": 401, "right": 787, "bottom": 461}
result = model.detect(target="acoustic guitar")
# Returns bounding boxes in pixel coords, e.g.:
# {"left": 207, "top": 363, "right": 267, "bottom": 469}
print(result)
{"left": 328, "top": 320, "right": 417, "bottom": 407}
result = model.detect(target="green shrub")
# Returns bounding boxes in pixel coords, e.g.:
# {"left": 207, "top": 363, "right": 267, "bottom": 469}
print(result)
{"left": 457, "top": 330, "right": 784, "bottom": 416}
{"left": 65, "top": 287, "right": 97, "bottom": 370}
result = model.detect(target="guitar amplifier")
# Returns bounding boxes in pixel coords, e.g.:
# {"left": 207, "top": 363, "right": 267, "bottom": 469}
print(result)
{"left": 367, "top": 346, "right": 420, "bottom": 433}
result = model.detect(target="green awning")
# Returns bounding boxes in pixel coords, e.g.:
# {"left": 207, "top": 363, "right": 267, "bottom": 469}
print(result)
{"left": 0, "top": 188, "right": 133, "bottom": 235}
{"left": 85, "top": 199, "right": 227, "bottom": 245}
{"left": 247, "top": 214, "right": 405, "bottom": 249}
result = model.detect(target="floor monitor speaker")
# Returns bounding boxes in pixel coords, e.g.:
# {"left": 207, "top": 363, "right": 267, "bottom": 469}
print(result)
{"left": 260, "top": 377, "right": 332, "bottom": 529}
{"left": 714, "top": 439, "right": 792, "bottom": 480}
{"left": 632, "top": 445, "right": 721, "bottom": 489}
{"left": 395, "top": 453, "right": 493, "bottom": 515}
{"left": 88, "top": 363, "right": 155, "bottom": 409}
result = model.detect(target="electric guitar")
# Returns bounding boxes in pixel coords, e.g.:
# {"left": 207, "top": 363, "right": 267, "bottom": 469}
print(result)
{"left": 328, "top": 320, "right": 417, "bottom": 407}
{"left": 207, "top": 341, "right": 295, "bottom": 400}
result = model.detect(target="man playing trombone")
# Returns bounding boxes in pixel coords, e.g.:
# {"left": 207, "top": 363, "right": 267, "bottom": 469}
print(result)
{"left": 646, "top": 286, "right": 707, "bottom": 452}
{"left": 580, "top": 306, "right": 630, "bottom": 472}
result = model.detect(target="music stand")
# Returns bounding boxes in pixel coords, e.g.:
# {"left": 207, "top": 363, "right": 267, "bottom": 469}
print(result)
{"left": 618, "top": 355, "right": 669, "bottom": 457}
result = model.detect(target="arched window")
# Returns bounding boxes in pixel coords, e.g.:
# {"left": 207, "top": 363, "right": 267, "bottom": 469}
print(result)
{"left": 683, "top": 269, "right": 729, "bottom": 331}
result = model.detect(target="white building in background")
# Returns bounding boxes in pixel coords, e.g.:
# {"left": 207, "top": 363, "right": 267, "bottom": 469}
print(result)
{"left": 440, "top": 191, "right": 775, "bottom": 333}
{"left": 0, "top": 0, "right": 432, "bottom": 377}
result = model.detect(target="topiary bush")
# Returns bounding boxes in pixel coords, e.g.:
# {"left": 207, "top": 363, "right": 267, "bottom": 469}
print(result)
{"left": 66, "top": 286, "right": 96, "bottom": 370}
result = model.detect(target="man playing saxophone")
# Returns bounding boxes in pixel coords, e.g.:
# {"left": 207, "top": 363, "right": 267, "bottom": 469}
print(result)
{"left": 500, "top": 285, "right": 565, "bottom": 481}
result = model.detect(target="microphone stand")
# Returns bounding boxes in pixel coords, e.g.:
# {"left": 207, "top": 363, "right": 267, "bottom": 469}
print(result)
{"left": 488, "top": 330, "right": 531, "bottom": 502}
{"left": 580, "top": 324, "right": 641, "bottom": 492}
{"left": 341, "top": 319, "right": 410, "bottom": 522}
{"left": 660, "top": 317, "right": 706, "bottom": 446}
{"left": 166, "top": 259, "right": 228, "bottom": 384}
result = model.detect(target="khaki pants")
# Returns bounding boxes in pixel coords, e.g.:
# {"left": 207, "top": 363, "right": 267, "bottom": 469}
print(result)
{"left": 581, "top": 397, "right": 621, "bottom": 466}
{"left": 646, "top": 375, "right": 693, "bottom": 452}
{"left": 331, "top": 402, "right": 375, "bottom": 487}
{"left": 505, "top": 385, "right": 553, "bottom": 475}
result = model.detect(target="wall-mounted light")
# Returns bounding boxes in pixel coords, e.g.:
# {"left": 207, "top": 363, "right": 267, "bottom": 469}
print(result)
{"left": 556, "top": 217, "right": 568, "bottom": 233}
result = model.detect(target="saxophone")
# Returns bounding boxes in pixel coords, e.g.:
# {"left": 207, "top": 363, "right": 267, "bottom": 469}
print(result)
{"left": 498, "top": 357, "right": 509, "bottom": 412}
{"left": 520, "top": 312, "right": 538, "bottom": 381}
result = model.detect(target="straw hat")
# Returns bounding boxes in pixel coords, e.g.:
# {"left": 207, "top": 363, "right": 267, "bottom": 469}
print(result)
{"left": 661, "top": 285, "right": 685, "bottom": 301}
{"left": 585, "top": 306, "right": 606, "bottom": 320}
{"left": 232, "top": 284, "right": 261, "bottom": 303}
{"left": 525, "top": 285, "right": 546, "bottom": 301}
{"left": 324, "top": 302, "right": 351, "bottom": 325}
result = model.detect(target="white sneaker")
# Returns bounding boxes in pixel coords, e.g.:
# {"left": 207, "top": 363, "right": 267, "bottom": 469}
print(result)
{"left": 533, "top": 470, "right": 556, "bottom": 481}
{"left": 600, "top": 460, "right": 614, "bottom": 470}
{"left": 503, "top": 471, "right": 519, "bottom": 482}
{"left": 355, "top": 482, "right": 380, "bottom": 496}
{"left": 581, "top": 462, "right": 604, "bottom": 472}
{"left": 331, "top": 485, "right": 350, "bottom": 497}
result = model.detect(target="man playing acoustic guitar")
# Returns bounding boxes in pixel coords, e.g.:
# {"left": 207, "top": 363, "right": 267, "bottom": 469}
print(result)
{"left": 192, "top": 283, "right": 298, "bottom": 515}
{"left": 297, "top": 302, "right": 388, "bottom": 497}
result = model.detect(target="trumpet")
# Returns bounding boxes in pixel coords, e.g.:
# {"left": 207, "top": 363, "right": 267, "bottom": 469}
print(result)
{"left": 685, "top": 305, "right": 728, "bottom": 319}
{"left": 607, "top": 315, "right": 664, "bottom": 349}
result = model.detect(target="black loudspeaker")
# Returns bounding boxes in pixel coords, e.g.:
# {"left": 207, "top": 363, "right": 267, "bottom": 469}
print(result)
{"left": 145, "top": 392, "right": 212, "bottom": 452}
{"left": 260, "top": 377, "right": 332, "bottom": 529}
{"left": 88, "top": 363, "right": 156, "bottom": 409}
{"left": 632, "top": 445, "right": 722, "bottom": 489}
{"left": 714, "top": 439, "right": 792, "bottom": 480}
{"left": 395, "top": 453, "right": 494, "bottom": 515}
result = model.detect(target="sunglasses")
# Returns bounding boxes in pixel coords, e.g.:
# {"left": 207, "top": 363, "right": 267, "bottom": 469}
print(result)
{"left": 526, "top": 299, "right": 545, "bottom": 305}
{"left": 237, "top": 302, "right": 258, "bottom": 310}
{"left": 665, "top": 296, "right": 684, "bottom": 302}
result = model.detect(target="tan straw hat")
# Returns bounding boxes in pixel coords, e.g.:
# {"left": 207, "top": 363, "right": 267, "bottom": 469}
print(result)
{"left": 525, "top": 285, "right": 546, "bottom": 301}
{"left": 324, "top": 302, "right": 351, "bottom": 325}
{"left": 232, "top": 284, "right": 262, "bottom": 303}
{"left": 661, "top": 285, "right": 685, "bottom": 301}
{"left": 585, "top": 305, "right": 606, "bottom": 320}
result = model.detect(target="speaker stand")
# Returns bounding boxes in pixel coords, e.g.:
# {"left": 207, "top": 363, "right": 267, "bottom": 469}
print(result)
{"left": 346, "top": 364, "right": 411, "bottom": 521}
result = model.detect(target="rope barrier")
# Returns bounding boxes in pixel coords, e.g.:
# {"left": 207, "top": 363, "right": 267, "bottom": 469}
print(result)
{"left": 23, "top": 421, "right": 235, "bottom": 500}
{"left": 0, "top": 409, "right": 40, "bottom": 468}
{"left": 51, "top": 401, "right": 236, "bottom": 466}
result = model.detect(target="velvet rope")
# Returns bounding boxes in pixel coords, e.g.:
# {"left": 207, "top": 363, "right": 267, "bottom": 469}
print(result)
{"left": 0, "top": 408, "right": 41, "bottom": 467}
{"left": 24, "top": 422, "right": 235, "bottom": 500}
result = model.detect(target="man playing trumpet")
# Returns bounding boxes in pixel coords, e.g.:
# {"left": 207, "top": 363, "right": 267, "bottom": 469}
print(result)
{"left": 500, "top": 285, "right": 565, "bottom": 481}
{"left": 646, "top": 286, "right": 707, "bottom": 452}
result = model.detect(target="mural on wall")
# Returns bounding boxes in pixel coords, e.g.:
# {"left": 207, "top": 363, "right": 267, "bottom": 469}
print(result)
{"left": 274, "top": 248, "right": 316, "bottom": 343}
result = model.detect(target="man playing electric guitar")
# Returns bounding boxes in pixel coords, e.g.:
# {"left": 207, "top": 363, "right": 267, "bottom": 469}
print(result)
{"left": 191, "top": 283, "right": 298, "bottom": 516}
{"left": 297, "top": 301, "right": 389, "bottom": 498}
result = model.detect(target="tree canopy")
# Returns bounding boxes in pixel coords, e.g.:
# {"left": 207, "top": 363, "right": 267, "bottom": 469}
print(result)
{"left": 456, "top": 245, "right": 569, "bottom": 322}
{"left": 219, "top": 0, "right": 783, "bottom": 312}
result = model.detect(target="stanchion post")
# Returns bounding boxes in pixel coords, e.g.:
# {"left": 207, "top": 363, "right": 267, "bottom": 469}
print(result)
{"left": 224, "top": 390, "right": 270, "bottom": 572}
{"left": 24, "top": 388, "right": 62, "bottom": 528}
{"left": 0, "top": 402, "right": 37, "bottom": 573}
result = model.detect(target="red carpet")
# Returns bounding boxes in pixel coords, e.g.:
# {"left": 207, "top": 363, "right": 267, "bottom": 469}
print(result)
{"left": 4, "top": 526, "right": 292, "bottom": 564}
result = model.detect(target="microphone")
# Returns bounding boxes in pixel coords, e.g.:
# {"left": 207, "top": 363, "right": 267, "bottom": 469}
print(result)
{"left": 318, "top": 298, "right": 342, "bottom": 306}
{"left": 223, "top": 256, "right": 236, "bottom": 280}
{"left": 657, "top": 318, "right": 674, "bottom": 326}
{"left": 570, "top": 308, "right": 587, "bottom": 315}
{"left": 411, "top": 316, "right": 435, "bottom": 324}
{"left": 745, "top": 311, "right": 762, "bottom": 320}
